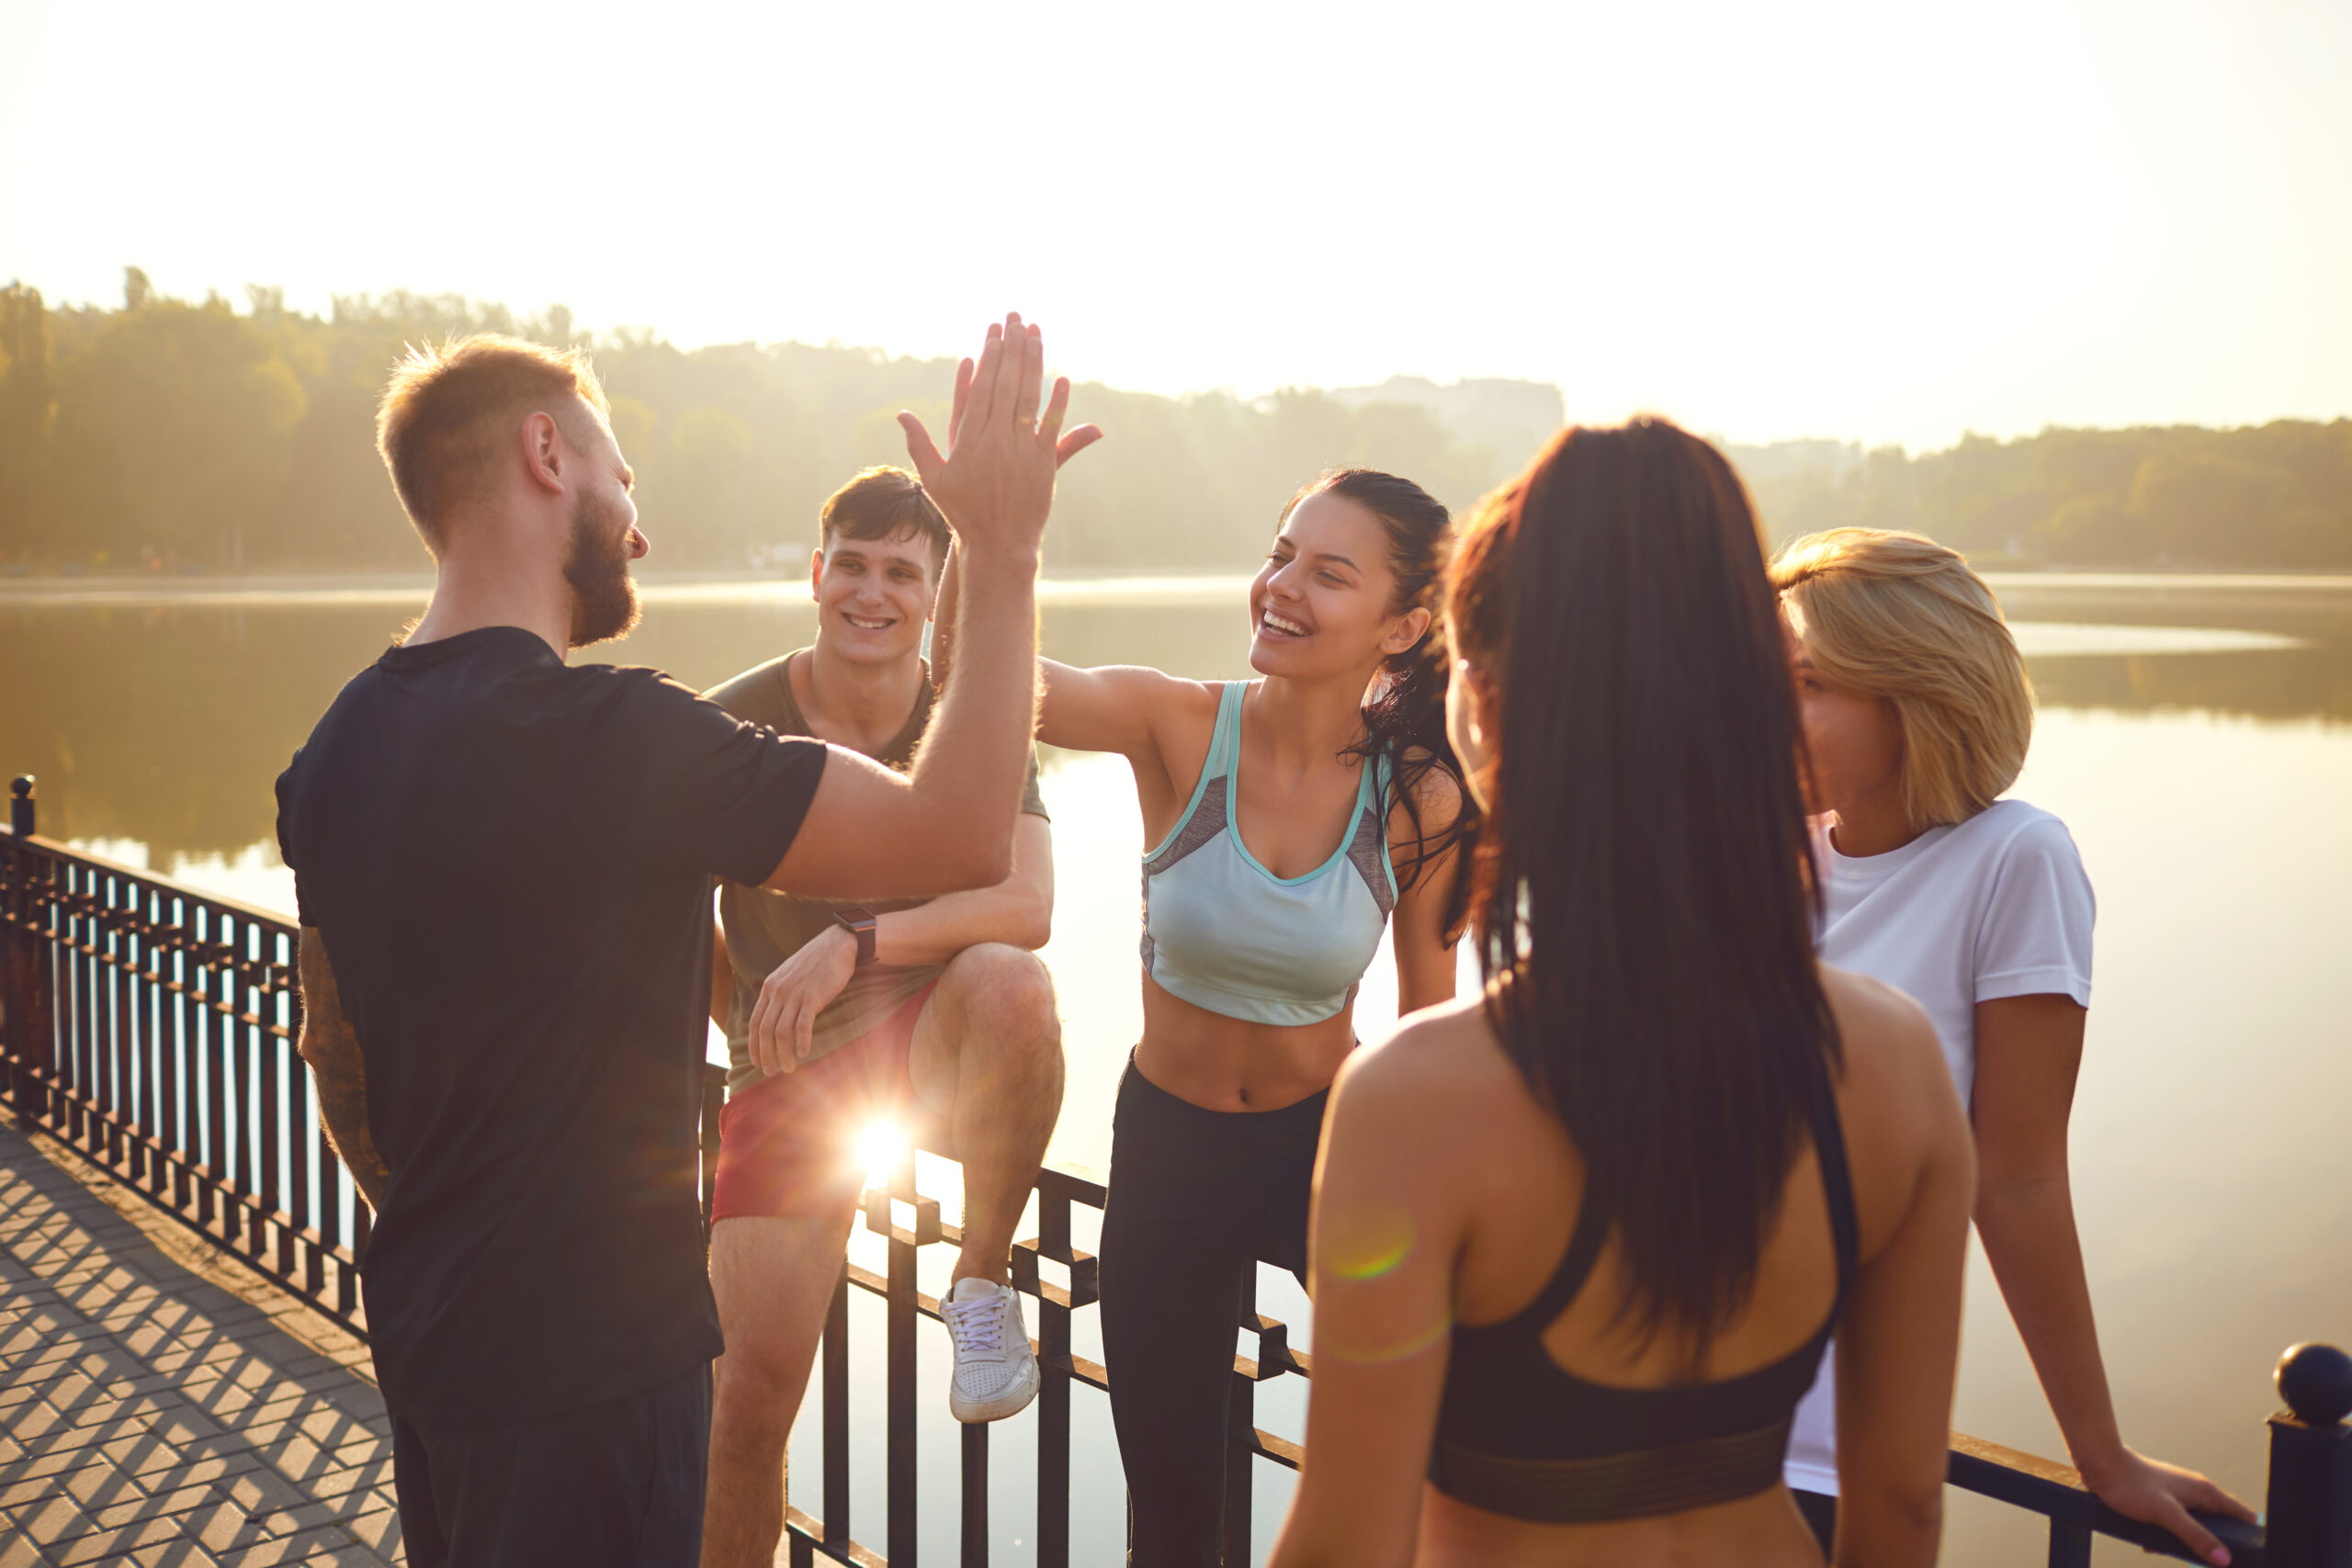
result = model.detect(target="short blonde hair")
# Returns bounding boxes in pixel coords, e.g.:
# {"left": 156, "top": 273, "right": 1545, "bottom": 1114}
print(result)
{"left": 376, "top": 333, "right": 610, "bottom": 549}
{"left": 1771, "top": 528, "right": 2031, "bottom": 828}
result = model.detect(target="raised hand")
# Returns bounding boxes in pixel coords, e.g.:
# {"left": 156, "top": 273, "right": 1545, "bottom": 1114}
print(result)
{"left": 899, "top": 314, "right": 1102, "bottom": 558}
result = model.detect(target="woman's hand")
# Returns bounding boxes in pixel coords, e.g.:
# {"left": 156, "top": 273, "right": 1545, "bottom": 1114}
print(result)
{"left": 2079, "top": 1448, "right": 2255, "bottom": 1567}
{"left": 748, "top": 925, "right": 859, "bottom": 1077}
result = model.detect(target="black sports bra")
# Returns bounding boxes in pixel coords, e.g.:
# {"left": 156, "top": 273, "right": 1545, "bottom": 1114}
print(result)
{"left": 1429, "top": 1074, "right": 1859, "bottom": 1524}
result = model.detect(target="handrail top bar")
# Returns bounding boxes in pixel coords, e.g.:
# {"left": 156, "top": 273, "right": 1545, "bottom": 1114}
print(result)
{"left": 1946, "top": 1431, "right": 2267, "bottom": 1562}
{"left": 3, "top": 826, "right": 302, "bottom": 934}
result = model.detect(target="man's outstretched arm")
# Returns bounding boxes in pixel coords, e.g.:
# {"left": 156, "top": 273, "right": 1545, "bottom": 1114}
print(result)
{"left": 763, "top": 313, "right": 1100, "bottom": 901}
{"left": 296, "top": 928, "right": 391, "bottom": 1212}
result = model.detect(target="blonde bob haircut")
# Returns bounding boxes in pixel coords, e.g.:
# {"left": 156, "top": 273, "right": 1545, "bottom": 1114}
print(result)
{"left": 376, "top": 333, "right": 610, "bottom": 552}
{"left": 1771, "top": 528, "right": 2032, "bottom": 829}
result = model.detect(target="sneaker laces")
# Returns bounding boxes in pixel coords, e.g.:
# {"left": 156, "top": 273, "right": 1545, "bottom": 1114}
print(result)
{"left": 944, "top": 1292, "right": 1008, "bottom": 1358}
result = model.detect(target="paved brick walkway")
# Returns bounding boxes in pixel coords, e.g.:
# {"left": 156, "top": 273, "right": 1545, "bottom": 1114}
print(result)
{"left": 0, "top": 1122, "right": 402, "bottom": 1566}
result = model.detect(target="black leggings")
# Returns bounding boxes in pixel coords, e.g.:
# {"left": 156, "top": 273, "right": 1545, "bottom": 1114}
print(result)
{"left": 1793, "top": 1488, "right": 1838, "bottom": 1558}
{"left": 1098, "top": 1056, "right": 1327, "bottom": 1568}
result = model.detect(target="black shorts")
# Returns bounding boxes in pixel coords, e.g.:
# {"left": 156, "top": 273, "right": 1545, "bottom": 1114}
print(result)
{"left": 389, "top": 1363, "right": 712, "bottom": 1568}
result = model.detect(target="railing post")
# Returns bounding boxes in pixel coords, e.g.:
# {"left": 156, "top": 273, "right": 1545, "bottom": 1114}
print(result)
{"left": 2266, "top": 1342, "right": 2352, "bottom": 1568}
{"left": 5, "top": 775, "right": 51, "bottom": 1122}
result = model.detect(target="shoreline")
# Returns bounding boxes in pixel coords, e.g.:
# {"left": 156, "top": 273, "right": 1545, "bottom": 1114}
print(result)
{"left": 3, "top": 566, "right": 2350, "bottom": 610}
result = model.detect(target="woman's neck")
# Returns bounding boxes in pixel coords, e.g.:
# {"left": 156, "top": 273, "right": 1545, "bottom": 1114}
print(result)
{"left": 1825, "top": 790, "right": 1928, "bottom": 859}
{"left": 1251, "top": 667, "right": 1375, "bottom": 773}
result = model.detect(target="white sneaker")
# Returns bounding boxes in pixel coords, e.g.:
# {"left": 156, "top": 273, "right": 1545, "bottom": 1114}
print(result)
{"left": 944, "top": 1276, "right": 1041, "bottom": 1423}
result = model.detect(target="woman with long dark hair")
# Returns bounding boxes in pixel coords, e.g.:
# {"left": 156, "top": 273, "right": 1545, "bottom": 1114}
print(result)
{"left": 1269, "top": 421, "right": 1976, "bottom": 1567}
{"left": 938, "top": 465, "right": 1471, "bottom": 1565}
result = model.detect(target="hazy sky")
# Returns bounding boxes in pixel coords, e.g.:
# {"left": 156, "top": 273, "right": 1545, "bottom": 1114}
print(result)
{"left": 4, "top": 0, "right": 2347, "bottom": 452}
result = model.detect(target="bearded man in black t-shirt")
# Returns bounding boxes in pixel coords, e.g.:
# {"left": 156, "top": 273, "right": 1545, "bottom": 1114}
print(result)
{"left": 275, "top": 317, "right": 1097, "bottom": 1568}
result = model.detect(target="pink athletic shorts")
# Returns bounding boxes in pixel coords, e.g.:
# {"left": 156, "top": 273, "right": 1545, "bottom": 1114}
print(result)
{"left": 709, "top": 977, "right": 944, "bottom": 1222}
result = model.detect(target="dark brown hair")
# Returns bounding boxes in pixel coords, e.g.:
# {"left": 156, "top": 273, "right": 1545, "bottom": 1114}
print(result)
{"left": 1446, "top": 419, "right": 1838, "bottom": 1351}
{"left": 820, "top": 466, "right": 950, "bottom": 574}
{"left": 1282, "top": 468, "right": 1474, "bottom": 899}
{"left": 376, "top": 334, "right": 609, "bottom": 551}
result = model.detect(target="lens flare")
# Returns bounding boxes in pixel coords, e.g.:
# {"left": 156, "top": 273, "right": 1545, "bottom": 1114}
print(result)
{"left": 857, "top": 1120, "right": 906, "bottom": 1186}
{"left": 1324, "top": 1202, "right": 1415, "bottom": 1281}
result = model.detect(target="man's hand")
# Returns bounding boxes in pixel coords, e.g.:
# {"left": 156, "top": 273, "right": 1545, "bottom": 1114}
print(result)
{"left": 747, "top": 924, "right": 860, "bottom": 1077}
{"left": 898, "top": 313, "right": 1101, "bottom": 559}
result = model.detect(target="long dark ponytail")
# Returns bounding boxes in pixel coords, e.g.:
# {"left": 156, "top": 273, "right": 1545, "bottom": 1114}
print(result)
{"left": 1444, "top": 420, "right": 1838, "bottom": 1355}
{"left": 1281, "top": 468, "right": 1474, "bottom": 903}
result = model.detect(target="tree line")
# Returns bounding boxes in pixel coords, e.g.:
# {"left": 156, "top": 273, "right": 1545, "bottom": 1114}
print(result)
{"left": 2, "top": 270, "right": 2346, "bottom": 575}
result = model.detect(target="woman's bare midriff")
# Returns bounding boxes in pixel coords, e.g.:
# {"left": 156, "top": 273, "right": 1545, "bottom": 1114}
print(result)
{"left": 1417, "top": 1479, "right": 1826, "bottom": 1568}
{"left": 1132, "top": 973, "right": 1358, "bottom": 1111}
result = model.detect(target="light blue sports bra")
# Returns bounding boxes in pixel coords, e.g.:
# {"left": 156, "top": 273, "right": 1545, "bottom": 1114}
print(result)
{"left": 1139, "top": 681, "right": 1396, "bottom": 1026}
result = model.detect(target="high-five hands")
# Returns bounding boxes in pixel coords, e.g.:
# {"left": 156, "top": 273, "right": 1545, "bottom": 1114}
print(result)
{"left": 898, "top": 313, "right": 1102, "bottom": 557}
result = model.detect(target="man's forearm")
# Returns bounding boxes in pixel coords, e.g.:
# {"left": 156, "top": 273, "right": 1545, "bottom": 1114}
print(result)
{"left": 904, "top": 546, "right": 1037, "bottom": 849}
{"left": 875, "top": 885, "right": 1050, "bottom": 966}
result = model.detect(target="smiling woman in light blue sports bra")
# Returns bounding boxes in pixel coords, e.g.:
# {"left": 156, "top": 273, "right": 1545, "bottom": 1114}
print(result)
{"left": 938, "top": 467, "right": 1472, "bottom": 1566}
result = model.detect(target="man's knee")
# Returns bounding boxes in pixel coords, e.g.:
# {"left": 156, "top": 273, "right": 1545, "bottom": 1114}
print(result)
{"left": 946, "top": 944, "right": 1060, "bottom": 1047}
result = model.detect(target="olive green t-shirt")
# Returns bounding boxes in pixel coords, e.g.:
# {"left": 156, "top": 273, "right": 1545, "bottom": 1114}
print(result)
{"left": 705, "top": 651, "right": 1048, "bottom": 1092}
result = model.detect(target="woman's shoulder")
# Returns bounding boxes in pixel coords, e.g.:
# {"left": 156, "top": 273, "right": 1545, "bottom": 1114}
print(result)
{"left": 1384, "top": 744, "right": 1466, "bottom": 820}
{"left": 1819, "top": 963, "right": 1962, "bottom": 1120}
{"left": 1331, "top": 994, "right": 1530, "bottom": 1137}
{"left": 1956, "top": 797, "right": 2081, "bottom": 861}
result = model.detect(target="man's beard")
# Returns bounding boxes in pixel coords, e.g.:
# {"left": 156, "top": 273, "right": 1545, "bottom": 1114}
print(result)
{"left": 564, "top": 495, "right": 641, "bottom": 649}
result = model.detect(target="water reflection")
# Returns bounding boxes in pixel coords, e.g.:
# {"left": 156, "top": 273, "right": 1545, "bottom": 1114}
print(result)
{"left": 5, "top": 580, "right": 2347, "bottom": 861}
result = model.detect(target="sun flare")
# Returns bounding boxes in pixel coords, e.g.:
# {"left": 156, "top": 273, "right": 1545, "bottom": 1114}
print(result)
{"left": 856, "top": 1120, "right": 907, "bottom": 1187}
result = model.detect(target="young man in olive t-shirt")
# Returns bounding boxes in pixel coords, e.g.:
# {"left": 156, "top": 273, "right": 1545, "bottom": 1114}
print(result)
{"left": 698, "top": 468, "right": 1065, "bottom": 1568}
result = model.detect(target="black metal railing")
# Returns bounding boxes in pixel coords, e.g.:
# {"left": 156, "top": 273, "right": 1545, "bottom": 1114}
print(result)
{"left": 6, "top": 773, "right": 2346, "bottom": 1568}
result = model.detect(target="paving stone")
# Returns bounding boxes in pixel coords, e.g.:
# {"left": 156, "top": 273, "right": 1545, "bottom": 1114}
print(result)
{"left": 0, "top": 1526, "right": 57, "bottom": 1568}
{"left": 0, "top": 1436, "right": 120, "bottom": 1483}
{"left": 277, "top": 1461, "right": 390, "bottom": 1506}
{"left": 97, "top": 1436, "right": 265, "bottom": 1485}
{"left": 129, "top": 1540, "right": 224, "bottom": 1567}
{"left": 342, "top": 1507, "right": 399, "bottom": 1556}
{"left": 0, "top": 1456, "right": 134, "bottom": 1514}
{"left": 204, "top": 1471, "right": 309, "bottom": 1523}
{"left": 2, "top": 1129, "right": 406, "bottom": 1566}
{"left": 213, "top": 1529, "right": 388, "bottom": 1568}
{"left": 47, "top": 1514, "right": 190, "bottom": 1565}
{"left": 5, "top": 1490, "right": 98, "bottom": 1546}
{"left": 110, "top": 1450, "right": 266, "bottom": 1492}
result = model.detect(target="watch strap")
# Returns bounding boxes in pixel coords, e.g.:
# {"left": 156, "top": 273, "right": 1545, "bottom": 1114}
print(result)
{"left": 833, "top": 906, "right": 878, "bottom": 968}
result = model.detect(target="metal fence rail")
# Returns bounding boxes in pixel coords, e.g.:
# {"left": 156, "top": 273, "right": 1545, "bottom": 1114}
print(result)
{"left": 6, "top": 774, "right": 2345, "bottom": 1568}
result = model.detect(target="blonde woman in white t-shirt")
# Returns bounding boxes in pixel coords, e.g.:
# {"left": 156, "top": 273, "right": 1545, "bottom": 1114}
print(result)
{"left": 1770, "top": 528, "right": 2255, "bottom": 1567}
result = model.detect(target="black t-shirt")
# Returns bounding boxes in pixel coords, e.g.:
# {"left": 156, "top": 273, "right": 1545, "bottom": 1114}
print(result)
{"left": 274, "top": 626, "right": 826, "bottom": 1428}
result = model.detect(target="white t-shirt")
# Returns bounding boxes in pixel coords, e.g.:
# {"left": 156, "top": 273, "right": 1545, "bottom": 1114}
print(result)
{"left": 1782, "top": 797, "right": 2096, "bottom": 1497}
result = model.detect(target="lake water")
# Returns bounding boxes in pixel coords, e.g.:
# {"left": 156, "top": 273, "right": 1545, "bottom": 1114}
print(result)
{"left": 4, "top": 572, "right": 2348, "bottom": 1565}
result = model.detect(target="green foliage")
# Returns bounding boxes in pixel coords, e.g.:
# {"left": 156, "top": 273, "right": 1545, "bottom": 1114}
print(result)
{"left": 1744, "top": 423, "right": 2352, "bottom": 570}
{"left": 0, "top": 276, "right": 2346, "bottom": 573}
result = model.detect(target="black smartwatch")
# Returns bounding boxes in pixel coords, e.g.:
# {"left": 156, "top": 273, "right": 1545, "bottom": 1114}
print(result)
{"left": 832, "top": 906, "right": 878, "bottom": 968}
